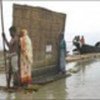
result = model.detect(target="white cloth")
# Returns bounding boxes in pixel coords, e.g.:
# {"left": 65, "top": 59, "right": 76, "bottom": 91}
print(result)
{"left": 11, "top": 54, "right": 18, "bottom": 72}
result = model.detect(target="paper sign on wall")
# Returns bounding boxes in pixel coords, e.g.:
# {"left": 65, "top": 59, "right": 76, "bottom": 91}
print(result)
{"left": 46, "top": 45, "right": 52, "bottom": 53}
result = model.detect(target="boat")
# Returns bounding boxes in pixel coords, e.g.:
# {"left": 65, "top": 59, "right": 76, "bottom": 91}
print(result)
{"left": 73, "top": 36, "right": 100, "bottom": 54}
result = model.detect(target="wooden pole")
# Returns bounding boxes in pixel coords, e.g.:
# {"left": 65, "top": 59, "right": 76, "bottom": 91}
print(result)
{"left": 0, "top": 0, "right": 9, "bottom": 88}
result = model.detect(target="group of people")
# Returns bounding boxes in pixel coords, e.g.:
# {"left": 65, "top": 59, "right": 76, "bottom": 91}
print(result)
{"left": 73, "top": 35, "right": 85, "bottom": 49}
{"left": 2, "top": 26, "right": 33, "bottom": 88}
{"left": 2, "top": 26, "right": 67, "bottom": 88}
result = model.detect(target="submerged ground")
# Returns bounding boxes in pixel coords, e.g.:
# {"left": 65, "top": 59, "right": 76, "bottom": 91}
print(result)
{"left": 0, "top": 58, "right": 100, "bottom": 100}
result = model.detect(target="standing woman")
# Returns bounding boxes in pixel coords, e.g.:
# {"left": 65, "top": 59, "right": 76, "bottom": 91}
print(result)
{"left": 59, "top": 34, "right": 66, "bottom": 74}
{"left": 19, "top": 29, "right": 33, "bottom": 86}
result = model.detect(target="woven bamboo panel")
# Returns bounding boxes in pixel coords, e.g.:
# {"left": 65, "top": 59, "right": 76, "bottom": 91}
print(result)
{"left": 13, "top": 4, "right": 66, "bottom": 69}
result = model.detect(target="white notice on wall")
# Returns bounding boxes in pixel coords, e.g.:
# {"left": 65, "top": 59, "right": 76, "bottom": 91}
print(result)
{"left": 46, "top": 45, "right": 52, "bottom": 53}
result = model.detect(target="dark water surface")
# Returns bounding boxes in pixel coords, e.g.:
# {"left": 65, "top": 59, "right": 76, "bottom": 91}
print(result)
{"left": 0, "top": 59, "right": 100, "bottom": 100}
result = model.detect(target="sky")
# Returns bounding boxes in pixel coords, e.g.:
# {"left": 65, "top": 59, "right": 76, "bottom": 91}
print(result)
{"left": 0, "top": 1, "right": 100, "bottom": 51}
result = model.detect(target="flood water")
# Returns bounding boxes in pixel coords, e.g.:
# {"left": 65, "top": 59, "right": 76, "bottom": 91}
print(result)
{"left": 0, "top": 58, "right": 100, "bottom": 100}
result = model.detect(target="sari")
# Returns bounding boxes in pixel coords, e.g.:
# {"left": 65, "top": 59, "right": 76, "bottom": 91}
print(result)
{"left": 20, "top": 29, "right": 33, "bottom": 84}
{"left": 59, "top": 39, "right": 66, "bottom": 73}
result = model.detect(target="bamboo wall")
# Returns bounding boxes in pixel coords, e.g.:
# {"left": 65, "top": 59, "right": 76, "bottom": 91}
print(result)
{"left": 13, "top": 4, "right": 66, "bottom": 69}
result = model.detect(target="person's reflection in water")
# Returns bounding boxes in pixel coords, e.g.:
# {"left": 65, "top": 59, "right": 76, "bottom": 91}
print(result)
{"left": 5, "top": 79, "right": 68, "bottom": 100}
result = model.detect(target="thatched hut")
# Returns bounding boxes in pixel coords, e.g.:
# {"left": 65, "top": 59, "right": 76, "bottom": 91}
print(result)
{"left": 13, "top": 4, "right": 66, "bottom": 83}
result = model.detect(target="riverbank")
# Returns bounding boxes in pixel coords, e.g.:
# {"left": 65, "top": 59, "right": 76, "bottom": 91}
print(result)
{"left": 66, "top": 53, "right": 100, "bottom": 62}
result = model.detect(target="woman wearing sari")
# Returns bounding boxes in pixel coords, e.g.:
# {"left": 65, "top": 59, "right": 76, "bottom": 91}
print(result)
{"left": 59, "top": 34, "right": 66, "bottom": 74}
{"left": 19, "top": 29, "right": 33, "bottom": 86}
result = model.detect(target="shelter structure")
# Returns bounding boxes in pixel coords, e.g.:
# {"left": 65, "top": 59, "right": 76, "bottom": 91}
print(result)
{"left": 13, "top": 4, "right": 66, "bottom": 83}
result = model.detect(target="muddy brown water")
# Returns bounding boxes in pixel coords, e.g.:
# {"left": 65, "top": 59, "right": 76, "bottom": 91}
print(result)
{"left": 0, "top": 59, "right": 100, "bottom": 100}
